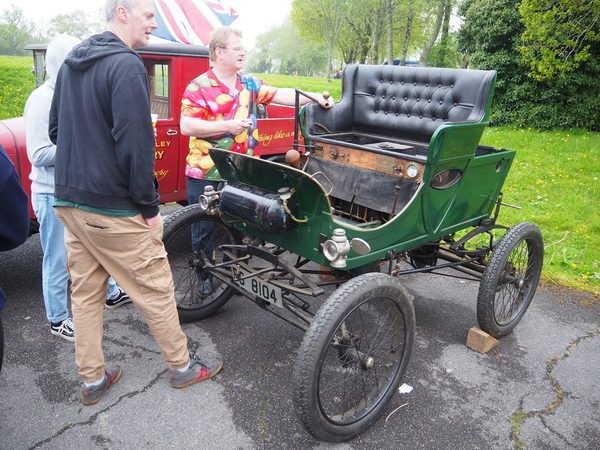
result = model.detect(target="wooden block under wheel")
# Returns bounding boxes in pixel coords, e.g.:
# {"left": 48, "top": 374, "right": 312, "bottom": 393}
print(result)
{"left": 466, "top": 326, "right": 500, "bottom": 354}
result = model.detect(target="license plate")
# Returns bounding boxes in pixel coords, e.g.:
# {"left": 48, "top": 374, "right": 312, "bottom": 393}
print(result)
{"left": 232, "top": 266, "right": 283, "bottom": 307}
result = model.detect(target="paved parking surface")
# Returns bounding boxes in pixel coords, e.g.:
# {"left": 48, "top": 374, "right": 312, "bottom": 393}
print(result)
{"left": 1, "top": 207, "right": 599, "bottom": 449}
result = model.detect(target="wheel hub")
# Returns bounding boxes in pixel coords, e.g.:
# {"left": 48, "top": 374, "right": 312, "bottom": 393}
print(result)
{"left": 189, "top": 255, "right": 201, "bottom": 269}
{"left": 362, "top": 356, "right": 375, "bottom": 370}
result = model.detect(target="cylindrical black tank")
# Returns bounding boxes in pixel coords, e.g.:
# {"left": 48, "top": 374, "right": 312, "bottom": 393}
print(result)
{"left": 219, "top": 182, "right": 298, "bottom": 234}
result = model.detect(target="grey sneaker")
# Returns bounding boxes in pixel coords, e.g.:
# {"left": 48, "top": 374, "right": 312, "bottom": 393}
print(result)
{"left": 169, "top": 353, "right": 223, "bottom": 388}
{"left": 105, "top": 287, "right": 132, "bottom": 310}
{"left": 81, "top": 366, "right": 123, "bottom": 405}
{"left": 50, "top": 317, "right": 75, "bottom": 342}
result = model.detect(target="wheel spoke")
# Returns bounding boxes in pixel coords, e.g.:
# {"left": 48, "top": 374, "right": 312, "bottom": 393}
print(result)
{"left": 162, "top": 205, "right": 238, "bottom": 322}
{"left": 317, "top": 296, "right": 406, "bottom": 424}
{"left": 293, "top": 273, "right": 415, "bottom": 441}
{"left": 494, "top": 239, "right": 534, "bottom": 324}
{"left": 478, "top": 223, "right": 543, "bottom": 337}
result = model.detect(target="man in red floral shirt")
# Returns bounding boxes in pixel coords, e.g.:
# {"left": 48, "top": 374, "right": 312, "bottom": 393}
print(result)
{"left": 180, "top": 26, "right": 331, "bottom": 295}
{"left": 181, "top": 26, "right": 330, "bottom": 181}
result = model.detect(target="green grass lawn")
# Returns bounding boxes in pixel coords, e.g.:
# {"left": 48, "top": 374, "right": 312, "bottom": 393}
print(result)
{"left": 2, "top": 58, "right": 598, "bottom": 296}
{"left": 253, "top": 73, "right": 342, "bottom": 102}
{"left": 480, "top": 127, "right": 599, "bottom": 295}
{"left": 0, "top": 56, "right": 34, "bottom": 119}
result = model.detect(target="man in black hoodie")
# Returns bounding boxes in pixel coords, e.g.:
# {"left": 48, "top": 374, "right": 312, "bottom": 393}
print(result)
{"left": 49, "top": 0, "right": 222, "bottom": 406}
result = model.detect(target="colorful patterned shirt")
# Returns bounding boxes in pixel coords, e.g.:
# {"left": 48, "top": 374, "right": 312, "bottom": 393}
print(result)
{"left": 181, "top": 69, "right": 277, "bottom": 180}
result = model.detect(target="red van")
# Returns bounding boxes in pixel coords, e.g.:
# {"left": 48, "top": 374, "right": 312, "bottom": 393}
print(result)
{"left": 0, "top": 43, "right": 300, "bottom": 230}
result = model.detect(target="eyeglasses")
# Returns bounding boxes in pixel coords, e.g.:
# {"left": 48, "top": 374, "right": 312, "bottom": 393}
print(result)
{"left": 219, "top": 47, "right": 245, "bottom": 53}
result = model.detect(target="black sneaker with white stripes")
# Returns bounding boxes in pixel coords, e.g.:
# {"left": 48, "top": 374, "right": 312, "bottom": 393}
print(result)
{"left": 105, "top": 287, "right": 131, "bottom": 310}
{"left": 50, "top": 317, "right": 75, "bottom": 342}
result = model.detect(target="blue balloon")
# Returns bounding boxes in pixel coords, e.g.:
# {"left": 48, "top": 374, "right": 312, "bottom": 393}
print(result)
{"left": 248, "top": 135, "right": 257, "bottom": 149}
{"left": 240, "top": 74, "right": 260, "bottom": 92}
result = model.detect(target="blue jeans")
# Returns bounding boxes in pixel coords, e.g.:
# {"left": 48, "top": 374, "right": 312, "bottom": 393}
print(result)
{"left": 187, "top": 177, "right": 218, "bottom": 255}
{"left": 32, "top": 193, "right": 118, "bottom": 323}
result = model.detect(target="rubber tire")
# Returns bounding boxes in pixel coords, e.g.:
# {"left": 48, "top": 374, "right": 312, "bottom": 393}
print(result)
{"left": 293, "top": 273, "right": 415, "bottom": 442}
{"left": 163, "top": 204, "right": 241, "bottom": 322}
{"left": 477, "top": 222, "right": 544, "bottom": 337}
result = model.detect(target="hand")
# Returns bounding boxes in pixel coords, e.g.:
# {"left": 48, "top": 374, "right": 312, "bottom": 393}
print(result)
{"left": 145, "top": 214, "right": 160, "bottom": 228}
{"left": 231, "top": 118, "right": 253, "bottom": 135}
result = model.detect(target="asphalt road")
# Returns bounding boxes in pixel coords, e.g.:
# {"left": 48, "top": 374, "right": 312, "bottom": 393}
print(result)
{"left": 1, "top": 206, "right": 599, "bottom": 450}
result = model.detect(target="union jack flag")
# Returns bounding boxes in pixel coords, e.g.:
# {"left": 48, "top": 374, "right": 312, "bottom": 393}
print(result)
{"left": 152, "top": 0, "right": 238, "bottom": 45}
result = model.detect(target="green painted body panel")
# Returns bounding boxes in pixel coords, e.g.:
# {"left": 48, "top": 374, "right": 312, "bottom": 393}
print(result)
{"left": 209, "top": 75, "right": 513, "bottom": 271}
{"left": 210, "top": 139, "right": 515, "bottom": 272}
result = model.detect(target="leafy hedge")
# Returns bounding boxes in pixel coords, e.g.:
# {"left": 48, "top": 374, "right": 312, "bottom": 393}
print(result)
{"left": 487, "top": 57, "right": 600, "bottom": 131}
{"left": 459, "top": 0, "right": 600, "bottom": 132}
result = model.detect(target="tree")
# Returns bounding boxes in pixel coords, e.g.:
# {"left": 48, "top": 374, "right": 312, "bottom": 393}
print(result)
{"left": 458, "top": 0, "right": 600, "bottom": 130}
{"left": 246, "top": 29, "right": 276, "bottom": 74}
{"left": 47, "top": 10, "right": 103, "bottom": 41}
{"left": 398, "top": 4, "right": 415, "bottom": 65}
{"left": 291, "top": 0, "right": 347, "bottom": 79}
{"left": 419, "top": 0, "right": 446, "bottom": 66}
{"left": 340, "top": 0, "right": 379, "bottom": 64}
{"left": 518, "top": 0, "right": 600, "bottom": 80}
{"left": 457, "top": 0, "right": 523, "bottom": 65}
{"left": 287, "top": 0, "right": 462, "bottom": 70}
{"left": 246, "top": 20, "right": 327, "bottom": 76}
{"left": 428, "top": 32, "right": 462, "bottom": 68}
{"left": 0, "top": 5, "right": 36, "bottom": 56}
{"left": 436, "top": 0, "right": 454, "bottom": 66}
{"left": 367, "top": 3, "right": 385, "bottom": 64}
{"left": 341, "top": 0, "right": 425, "bottom": 66}
{"left": 385, "top": 0, "right": 394, "bottom": 67}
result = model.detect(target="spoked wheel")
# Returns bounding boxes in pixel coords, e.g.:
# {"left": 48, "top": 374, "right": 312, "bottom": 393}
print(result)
{"left": 163, "top": 204, "right": 242, "bottom": 322}
{"left": 293, "top": 273, "right": 415, "bottom": 442}
{"left": 477, "top": 222, "right": 544, "bottom": 337}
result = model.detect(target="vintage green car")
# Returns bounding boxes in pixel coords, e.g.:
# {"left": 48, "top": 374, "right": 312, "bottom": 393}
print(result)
{"left": 162, "top": 64, "right": 544, "bottom": 442}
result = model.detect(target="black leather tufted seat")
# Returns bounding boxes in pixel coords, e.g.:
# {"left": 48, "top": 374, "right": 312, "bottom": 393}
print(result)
{"left": 304, "top": 64, "right": 496, "bottom": 149}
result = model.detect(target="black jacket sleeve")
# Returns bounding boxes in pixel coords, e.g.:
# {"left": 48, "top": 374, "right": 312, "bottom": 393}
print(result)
{"left": 0, "top": 144, "right": 30, "bottom": 251}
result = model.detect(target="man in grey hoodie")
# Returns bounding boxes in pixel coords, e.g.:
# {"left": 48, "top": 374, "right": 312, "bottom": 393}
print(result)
{"left": 49, "top": 0, "right": 222, "bottom": 406}
{"left": 24, "top": 35, "right": 131, "bottom": 344}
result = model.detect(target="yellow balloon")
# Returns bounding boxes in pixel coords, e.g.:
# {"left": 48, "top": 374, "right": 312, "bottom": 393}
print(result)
{"left": 239, "top": 89, "right": 250, "bottom": 106}
{"left": 215, "top": 93, "right": 231, "bottom": 105}
{"left": 199, "top": 155, "right": 214, "bottom": 169}
{"left": 235, "top": 130, "right": 248, "bottom": 143}
{"left": 194, "top": 139, "right": 212, "bottom": 154}
{"left": 234, "top": 105, "right": 249, "bottom": 119}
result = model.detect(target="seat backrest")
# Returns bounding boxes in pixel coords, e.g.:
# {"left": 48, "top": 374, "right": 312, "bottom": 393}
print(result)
{"left": 305, "top": 64, "right": 497, "bottom": 144}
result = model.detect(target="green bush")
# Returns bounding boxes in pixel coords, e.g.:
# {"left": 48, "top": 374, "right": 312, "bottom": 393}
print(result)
{"left": 490, "top": 57, "right": 600, "bottom": 131}
{"left": 460, "top": 0, "right": 600, "bottom": 132}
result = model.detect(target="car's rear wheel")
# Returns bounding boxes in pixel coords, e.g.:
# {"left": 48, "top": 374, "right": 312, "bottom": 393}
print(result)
{"left": 163, "top": 204, "right": 242, "bottom": 322}
{"left": 477, "top": 222, "right": 544, "bottom": 337}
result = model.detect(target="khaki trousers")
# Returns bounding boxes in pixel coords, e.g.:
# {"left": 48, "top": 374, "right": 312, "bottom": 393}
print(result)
{"left": 54, "top": 206, "right": 189, "bottom": 383}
